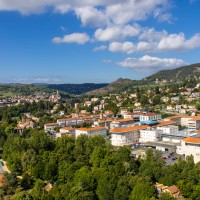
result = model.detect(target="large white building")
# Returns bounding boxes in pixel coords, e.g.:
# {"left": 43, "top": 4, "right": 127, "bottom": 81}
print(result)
{"left": 110, "top": 118, "right": 135, "bottom": 129}
{"left": 178, "top": 134, "right": 200, "bottom": 163}
{"left": 57, "top": 116, "right": 95, "bottom": 127}
{"left": 75, "top": 126, "right": 107, "bottom": 138}
{"left": 110, "top": 125, "right": 149, "bottom": 146}
{"left": 157, "top": 125, "right": 179, "bottom": 135}
{"left": 139, "top": 128, "right": 162, "bottom": 143}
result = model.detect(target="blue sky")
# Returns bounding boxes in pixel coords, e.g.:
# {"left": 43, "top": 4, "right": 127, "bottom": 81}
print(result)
{"left": 0, "top": 0, "right": 200, "bottom": 83}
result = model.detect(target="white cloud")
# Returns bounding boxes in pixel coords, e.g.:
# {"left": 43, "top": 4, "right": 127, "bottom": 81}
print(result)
{"left": 93, "top": 45, "right": 107, "bottom": 51}
{"left": 139, "top": 28, "right": 168, "bottom": 41}
{"left": 108, "top": 32, "right": 200, "bottom": 54}
{"left": 118, "top": 55, "right": 188, "bottom": 73}
{"left": 0, "top": 75, "right": 65, "bottom": 84}
{"left": 137, "top": 41, "right": 157, "bottom": 52}
{"left": 52, "top": 33, "right": 90, "bottom": 44}
{"left": 0, "top": 0, "right": 171, "bottom": 25}
{"left": 158, "top": 33, "right": 200, "bottom": 51}
{"left": 94, "top": 24, "right": 140, "bottom": 42}
{"left": 109, "top": 41, "right": 135, "bottom": 54}
{"left": 106, "top": 0, "right": 168, "bottom": 25}
{"left": 75, "top": 6, "right": 108, "bottom": 27}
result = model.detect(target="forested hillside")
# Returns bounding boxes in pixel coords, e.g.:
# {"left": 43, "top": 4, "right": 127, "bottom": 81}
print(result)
{"left": 48, "top": 83, "right": 108, "bottom": 95}
{"left": 143, "top": 63, "right": 200, "bottom": 83}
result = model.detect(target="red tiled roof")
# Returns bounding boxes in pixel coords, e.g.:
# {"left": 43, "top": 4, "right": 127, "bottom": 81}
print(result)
{"left": 155, "top": 121, "right": 176, "bottom": 127}
{"left": 166, "top": 185, "right": 180, "bottom": 194}
{"left": 110, "top": 125, "right": 149, "bottom": 133}
{"left": 112, "top": 118, "right": 134, "bottom": 123}
{"left": 183, "top": 137, "right": 200, "bottom": 144}
{"left": 77, "top": 126, "right": 106, "bottom": 132}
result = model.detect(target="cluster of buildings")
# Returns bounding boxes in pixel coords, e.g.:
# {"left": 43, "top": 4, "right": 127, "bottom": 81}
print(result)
{"left": 43, "top": 109, "right": 200, "bottom": 163}
{"left": 0, "top": 91, "right": 61, "bottom": 108}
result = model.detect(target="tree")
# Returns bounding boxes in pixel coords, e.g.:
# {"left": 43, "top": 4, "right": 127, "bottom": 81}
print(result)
{"left": 73, "top": 166, "right": 96, "bottom": 191}
{"left": 13, "top": 191, "right": 33, "bottom": 200}
{"left": 4, "top": 172, "right": 18, "bottom": 188}
{"left": 20, "top": 173, "right": 34, "bottom": 189}
{"left": 96, "top": 172, "right": 117, "bottom": 200}
{"left": 31, "top": 179, "right": 46, "bottom": 200}
{"left": 68, "top": 186, "right": 96, "bottom": 200}
{"left": 130, "top": 182, "right": 155, "bottom": 200}
{"left": 159, "top": 192, "right": 176, "bottom": 200}
{"left": 114, "top": 176, "right": 131, "bottom": 200}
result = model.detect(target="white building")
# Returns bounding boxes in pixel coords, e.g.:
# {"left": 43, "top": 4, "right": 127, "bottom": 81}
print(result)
{"left": 55, "top": 127, "right": 74, "bottom": 139}
{"left": 44, "top": 123, "right": 59, "bottom": 132}
{"left": 188, "top": 118, "right": 200, "bottom": 131}
{"left": 75, "top": 126, "right": 107, "bottom": 138}
{"left": 139, "top": 128, "right": 162, "bottom": 143}
{"left": 178, "top": 135, "right": 200, "bottom": 163}
{"left": 139, "top": 112, "right": 161, "bottom": 122}
{"left": 157, "top": 125, "right": 179, "bottom": 135}
{"left": 110, "top": 118, "right": 135, "bottom": 129}
{"left": 110, "top": 125, "right": 149, "bottom": 146}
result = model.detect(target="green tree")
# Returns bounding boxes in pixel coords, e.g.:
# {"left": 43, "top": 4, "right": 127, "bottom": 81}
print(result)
{"left": 130, "top": 182, "right": 155, "bottom": 200}
{"left": 114, "top": 176, "right": 131, "bottom": 200}
{"left": 31, "top": 179, "right": 46, "bottom": 200}
{"left": 159, "top": 192, "right": 176, "bottom": 200}
{"left": 96, "top": 172, "right": 117, "bottom": 200}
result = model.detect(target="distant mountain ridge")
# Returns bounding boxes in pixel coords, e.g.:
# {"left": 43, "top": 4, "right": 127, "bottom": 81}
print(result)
{"left": 144, "top": 63, "right": 200, "bottom": 83}
{"left": 86, "top": 63, "right": 200, "bottom": 95}
{"left": 86, "top": 78, "right": 134, "bottom": 95}
{"left": 47, "top": 83, "right": 108, "bottom": 95}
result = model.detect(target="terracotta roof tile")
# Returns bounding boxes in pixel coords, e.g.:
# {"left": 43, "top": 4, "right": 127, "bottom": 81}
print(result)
{"left": 166, "top": 185, "right": 180, "bottom": 194}
{"left": 77, "top": 126, "right": 106, "bottom": 132}
{"left": 183, "top": 137, "right": 200, "bottom": 144}
{"left": 110, "top": 125, "right": 149, "bottom": 133}
{"left": 112, "top": 118, "right": 134, "bottom": 123}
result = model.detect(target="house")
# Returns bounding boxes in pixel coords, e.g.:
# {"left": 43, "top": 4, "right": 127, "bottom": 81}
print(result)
{"left": 123, "top": 112, "right": 134, "bottom": 119}
{"left": 103, "top": 110, "right": 114, "bottom": 118}
{"left": 110, "top": 125, "right": 149, "bottom": 146}
{"left": 84, "top": 101, "right": 92, "bottom": 107}
{"left": 16, "top": 118, "right": 35, "bottom": 133}
{"left": 134, "top": 102, "right": 141, "bottom": 107}
{"left": 155, "top": 184, "right": 180, "bottom": 198}
{"left": 164, "top": 185, "right": 180, "bottom": 198}
{"left": 44, "top": 123, "right": 59, "bottom": 132}
{"left": 60, "top": 127, "right": 74, "bottom": 134}
{"left": 55, "top": 127, "right": 74, "bottom": 139}
{"left": 161, "top": 96, "right": 169, "bottom": 103}
{"left": 139, "top": 112, "right": 161, "bottom": 125}
{"left": 110, "top": 118, "right": 135, "bottom": 129}
{"left": 91, "top": 98, "right": 99, "bottom": 102}
{"left": 75, "top": 126, "right": 107, "bottom": 138}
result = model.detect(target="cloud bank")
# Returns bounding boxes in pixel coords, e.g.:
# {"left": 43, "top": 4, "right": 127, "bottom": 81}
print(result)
{"left": 118, "top": 55, "right": 188, "bottom": 73}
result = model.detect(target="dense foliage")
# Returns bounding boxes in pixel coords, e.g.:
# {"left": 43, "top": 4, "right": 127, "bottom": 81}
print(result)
{"left": 1, "top": 128, "right": 200, "bottom": 199}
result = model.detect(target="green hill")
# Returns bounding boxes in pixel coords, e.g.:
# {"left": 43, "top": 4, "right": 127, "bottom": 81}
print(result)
{"left": 86, "top": 63, "right": 200, "bottom": 95}
{"left": 144, "top": 63, "right": 200, "bottom": 83}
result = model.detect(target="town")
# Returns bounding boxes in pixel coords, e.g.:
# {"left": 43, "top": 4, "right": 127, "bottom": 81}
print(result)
{"left": 0, "top": 78, "right": 199, "bottom": 199}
